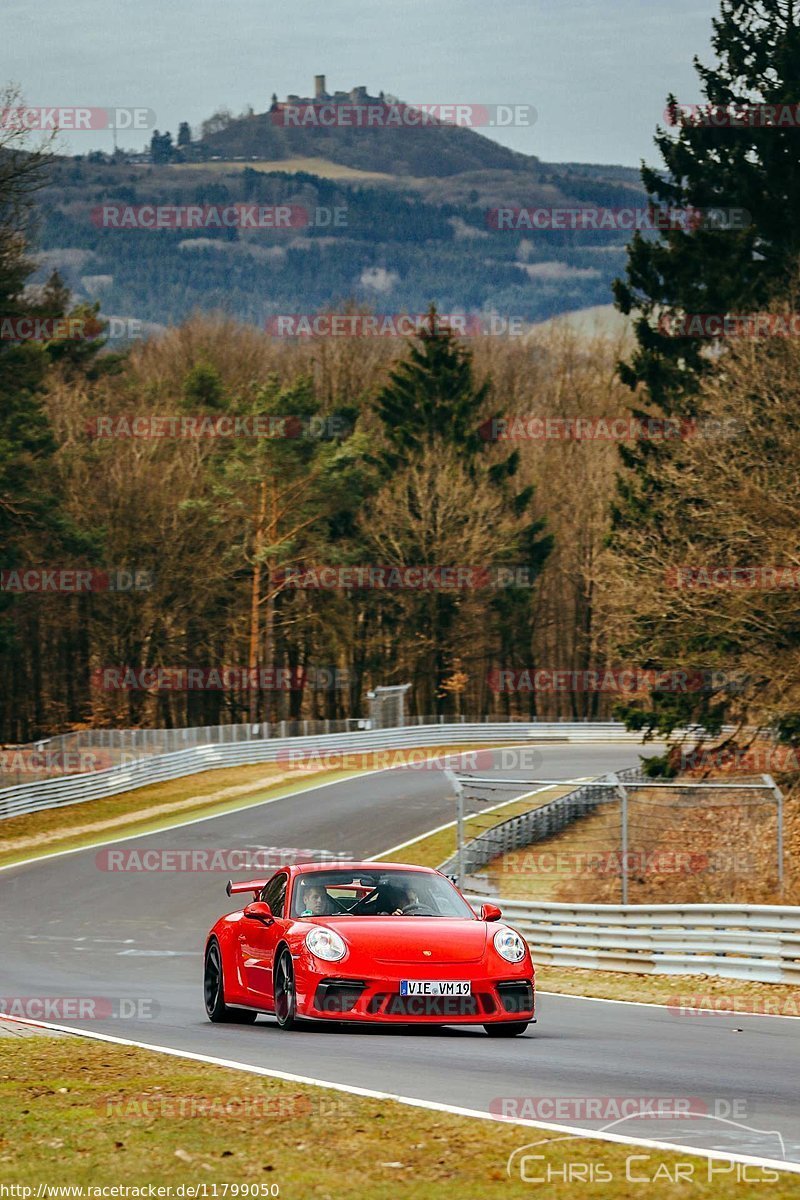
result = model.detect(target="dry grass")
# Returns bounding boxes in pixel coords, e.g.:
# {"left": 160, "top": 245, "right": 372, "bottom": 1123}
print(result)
{"left": 538, "top": 963, "right": 800, "bottom": 1015}
{"left": 1, "top": 1037, "right": 795, "bottom": 1195}
{"left": 391, "top": 782, "right": 800, "bottom": 1013}
{"left": 0, "top": 744, "right": 507, "bottom": 870}
{"left": 480, "top": 781, "right": 798, "bottom": 905}
{"left": 378, "top": 784, "right": 576, "bottom": 867}
{"left": 171, "top": 157, "right": 395, "bottom": 181}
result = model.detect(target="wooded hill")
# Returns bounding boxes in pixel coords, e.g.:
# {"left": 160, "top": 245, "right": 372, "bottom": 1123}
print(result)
{"left": 31, "top": 153, "right": 644, "bottom": 332}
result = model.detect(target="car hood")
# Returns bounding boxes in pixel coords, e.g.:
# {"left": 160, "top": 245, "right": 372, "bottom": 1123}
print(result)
{"left": 311, "top": 917, "right": 489, "bottom": 964}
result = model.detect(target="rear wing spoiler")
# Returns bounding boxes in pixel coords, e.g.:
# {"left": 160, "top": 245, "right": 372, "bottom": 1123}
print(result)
{"left": 226, "top": 878, "right": 269, "bottom": 898}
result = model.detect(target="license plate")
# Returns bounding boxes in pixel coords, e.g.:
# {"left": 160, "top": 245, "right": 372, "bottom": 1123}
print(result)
{"left": 399, "top": 980, "right": 471, "bottom": 997}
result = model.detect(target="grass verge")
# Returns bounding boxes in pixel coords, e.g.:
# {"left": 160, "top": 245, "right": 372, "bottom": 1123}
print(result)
{"left": 537, "top": 964, "right": 800, "bottom": 1016}
{"left": 480, "top": 783, "right": 796, "bottom": 906}
{"left": 378, "top": 783, "right": 576, "bottom": 867}
{"left": 0, "top": 744, "right": 519, "bottom": 871}
{"left": 388, "top": 789, "right": 800, "bottom": 1016}
{"left": 0, "top": 1037, "right": 794, "bottom": 1195}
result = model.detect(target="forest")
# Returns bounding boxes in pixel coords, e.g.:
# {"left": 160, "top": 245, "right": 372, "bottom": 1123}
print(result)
{"left": 28, "top": 154, "right": 641, "bottom": 329}
{"left": 3, "top": 0, "right": 800, "bottom": 772}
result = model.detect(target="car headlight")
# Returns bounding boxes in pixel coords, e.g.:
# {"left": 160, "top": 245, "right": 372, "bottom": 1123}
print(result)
{"left": 305, "top": 927, "right": 347, "bottom": 962}
{"left": 494, "top": 927, "right": 526, "bottom": 963}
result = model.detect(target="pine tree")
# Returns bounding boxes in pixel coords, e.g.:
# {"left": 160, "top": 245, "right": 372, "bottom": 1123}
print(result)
{"left": 0, "top": 126, "right": 63, "bottom": 559}
{"left": 0, "top": 139, "right": 74, "bottom": 736}
{"left": 0, "top": 110, "right": 116, "bottom": 736}
{"left": 149, "top": 130, "right": 174, "bottom": 164}
{"left": 372, "top": 307, "right": 552, "bottom": 713}
{"left": 610, "top": 0, "right": 800, "bottom": 745}
{"left": 615, "top": 0, "right": 800, "bottom": 416}
{"left": 182, "top": 362, "right": 225, "bottom": 410}
{"left": 373, "top": 306, "right": 490, "bottom": 463}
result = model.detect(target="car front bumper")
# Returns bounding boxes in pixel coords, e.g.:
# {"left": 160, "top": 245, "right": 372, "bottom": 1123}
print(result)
{"left": 295, "top": 963, "right": 535, "bottom": 1024}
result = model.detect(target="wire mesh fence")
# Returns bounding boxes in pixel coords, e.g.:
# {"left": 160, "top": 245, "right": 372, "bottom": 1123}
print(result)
{"left": 443, "top": 770, "right": 785, "bottom": 904}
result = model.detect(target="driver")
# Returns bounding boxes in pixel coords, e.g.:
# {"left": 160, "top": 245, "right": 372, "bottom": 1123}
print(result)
{"left": 390, "top": 884, "right": 420, "bottom": 915}
{"left": 298, "top": 883, "right": 335, "bottom": 916}
{"left": 356, "top": 879, "right": 421, "bottom": 915}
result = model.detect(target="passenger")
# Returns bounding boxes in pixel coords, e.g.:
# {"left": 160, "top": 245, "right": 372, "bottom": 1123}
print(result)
{"left": 299, "top": 884, "right": 335, "bottom": 916}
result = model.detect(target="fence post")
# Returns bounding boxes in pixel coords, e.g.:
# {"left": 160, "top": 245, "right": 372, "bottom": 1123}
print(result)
{"left": 763, "top": 774, "right": 784, "bottom": 896}
{"left": 610, "top": 773, "right": 629, "bottom": 904}
{"left": 444, "top": 769, "right": 465, "bottom": 888}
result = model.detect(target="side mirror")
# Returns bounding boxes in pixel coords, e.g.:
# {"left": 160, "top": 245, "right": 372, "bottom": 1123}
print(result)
{"left": 481, "top": 903, "right": 503, "bottom": 922}
{"left": 243, "top": 901, "right": 274, "bottom": 925}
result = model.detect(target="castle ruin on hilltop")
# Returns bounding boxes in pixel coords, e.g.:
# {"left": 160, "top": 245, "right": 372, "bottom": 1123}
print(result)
{"left": 270, "top": 76, "right": 388, "bottom": 111}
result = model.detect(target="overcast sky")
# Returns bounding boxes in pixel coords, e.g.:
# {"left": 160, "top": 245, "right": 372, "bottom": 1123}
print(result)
{"left": 3, "top": 0, "right": 719, "bottom": 166}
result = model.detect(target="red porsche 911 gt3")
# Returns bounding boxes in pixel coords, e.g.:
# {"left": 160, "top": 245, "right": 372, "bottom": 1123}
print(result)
{"left": 203, "top": 862, "right": 535, "bottom": 1036}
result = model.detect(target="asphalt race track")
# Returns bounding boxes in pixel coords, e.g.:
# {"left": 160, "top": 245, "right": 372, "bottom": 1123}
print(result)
{"left": 1, "top": 743, "right": 798, "bottom": 1167}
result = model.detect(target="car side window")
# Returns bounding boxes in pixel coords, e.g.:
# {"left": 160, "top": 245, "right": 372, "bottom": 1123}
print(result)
{"left": 260, "top": 872, "right": 288, "bottom": 917}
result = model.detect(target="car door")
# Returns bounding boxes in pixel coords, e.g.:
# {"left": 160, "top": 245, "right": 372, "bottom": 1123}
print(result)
{"left": 239, "top": 870, "right": 289, "bottom": 1004}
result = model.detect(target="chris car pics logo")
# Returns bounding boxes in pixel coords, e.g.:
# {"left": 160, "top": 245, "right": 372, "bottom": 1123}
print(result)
{"left": 507, "top": 1117, "right": 785, "bottom": 1184}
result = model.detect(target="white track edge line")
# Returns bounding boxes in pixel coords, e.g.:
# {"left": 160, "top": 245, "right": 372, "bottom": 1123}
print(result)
{"left": 0, "top": 1013, "right": 796, "bottom": 1175}
{"left": 0, "top": 771, "right": 376, "bottom": 873}
{"left": 8, "top": 753, "right": 793, "bottom": 1025}
{"left": 0, "top": 744, "right": 525, "bottom": 874}
{"left": 536, "top": 989, "right": 800, "bottom": 1019}
{"left": 374, "top": 779, "right": 590, "bottom": 858}
{"left": 374, "top": 779, "right": 800, "bottom": 1023}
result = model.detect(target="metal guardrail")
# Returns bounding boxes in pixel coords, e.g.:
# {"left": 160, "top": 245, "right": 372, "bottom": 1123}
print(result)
{"left": 0, "top": 720, "right": 369, "bottom": 790}
{"left": 0, "top": 714, "right": 656, "bottom": 788}
{"left": 439, "top": 766, "right": 649, "bottom": 878}
{"left": 0, "top": 721, "right": 651, "bottom": 821}
{"left": 468, "top": 897, "right": 800, "bottom": 984}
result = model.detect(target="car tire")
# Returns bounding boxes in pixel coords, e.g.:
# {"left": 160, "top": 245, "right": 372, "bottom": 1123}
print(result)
{"left": 484, "top": 1021, "right": 529, "bottom": 1037}
{"left": 274, "top": 949, "right": 298, "bottom": 1030}
{"left": 204, "top": 939, "right": 258, "bottom": 1024}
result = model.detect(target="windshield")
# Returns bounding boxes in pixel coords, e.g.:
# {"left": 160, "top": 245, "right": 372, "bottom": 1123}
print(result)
{"left": 290, "top": 870, "right": 475, "bottom": 918}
